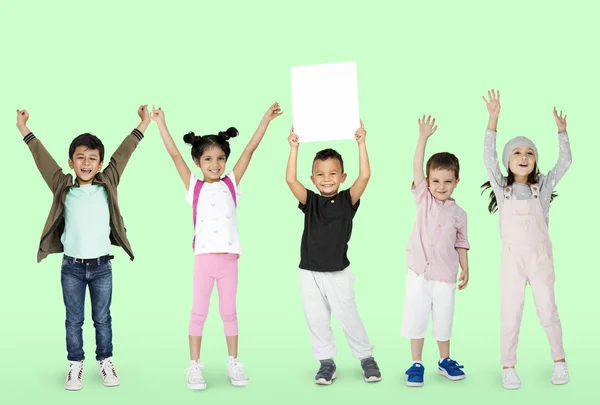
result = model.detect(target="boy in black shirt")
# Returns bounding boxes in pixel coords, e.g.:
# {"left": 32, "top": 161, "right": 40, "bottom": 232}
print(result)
{"left": 285, "top": 122, "right": 381, "bottom": 385}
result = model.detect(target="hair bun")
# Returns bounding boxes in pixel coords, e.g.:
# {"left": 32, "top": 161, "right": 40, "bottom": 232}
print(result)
{"left": 218, "top": 127, "right": 239, "bottom": 141}
{"left": 183, "top": 131, "right": 200, "bottom": 145}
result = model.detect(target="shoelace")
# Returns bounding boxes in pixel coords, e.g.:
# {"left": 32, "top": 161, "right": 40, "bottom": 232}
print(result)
{"left": 229, "top": 361, "right": 247, "bottom": 375}
{"left": 100, "top": 359, "right": 117, "bottom": 378}
{"left": 68, "top": 362, "right": 83, "bottom": 381}
{"left": 185, "top": 362, "right": 204, "bottom": 378}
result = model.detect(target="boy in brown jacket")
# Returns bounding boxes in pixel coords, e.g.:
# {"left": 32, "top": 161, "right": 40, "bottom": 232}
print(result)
{"left": 16, "top": 106, "right": 149, "bottom": 391}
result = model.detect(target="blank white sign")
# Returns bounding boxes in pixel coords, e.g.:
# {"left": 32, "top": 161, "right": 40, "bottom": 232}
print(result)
{"left": 291, "top": 62, "right": 360, "bottom": 143}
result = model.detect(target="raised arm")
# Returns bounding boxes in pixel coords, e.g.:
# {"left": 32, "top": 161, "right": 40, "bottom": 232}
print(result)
{"left": 414, "top": 115, "right": 437, "bottom": 186}
{"left": 233, "top": 102, "right": 283, "bottom": 185}
{"left": 151, "top": 105, "right": 192, "bottom": 190}
{"left": 17, "top": 109, "right": 67, "bottom": 193}
{"left": 349, "top": 120, "right": 371, "bottom": 205}
{"left": 102, "top": 105, "right": 149, "bottom": 187}
{"left": 482, "top": 89, "right": 505, "bottom": 187}
{"left": 286, "top": 127, "right": 307, "bottom": 205}
{"left": 543, "top": 107, "right": 572, "bottom": 186}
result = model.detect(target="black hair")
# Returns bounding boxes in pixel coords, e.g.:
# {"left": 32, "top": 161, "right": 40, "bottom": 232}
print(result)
{"left": 480, "top": 164, "right": 558, "bottom": 213}
{"left": 313, "top": 148, "right": 344, "bottom": 173}
{"left": 69, "top": 133, "right": 105, "bottom": 161}
{"left": 183, "top": 127, "right": 239, "bottom": 161}
{"left": 426, "top": 152, "right": 460, "bottom": 179}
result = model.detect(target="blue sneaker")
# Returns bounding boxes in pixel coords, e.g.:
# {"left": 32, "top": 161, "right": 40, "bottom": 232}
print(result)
{"left": 438, "top": 358, "right": 465, "bottom": 380}
{"left": 405, "top": 362, "right": 424, "bottom": 387}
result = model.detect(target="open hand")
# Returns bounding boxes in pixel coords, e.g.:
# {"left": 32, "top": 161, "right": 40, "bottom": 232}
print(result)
{"left": 418, "top": 115, "right": 437, "bottom": 138}
{"left": 354, "top": 120, "right": 366, "bottom": 144}
{"left": 263, "top": 102, "right": 283, "bottom": 123}
{"left": 458, "top": 270, "right": 469, "bottom": 290}
{"left": 288, "top": 126, "right": 299, "bottom": 148}
{"left": 16, "top": 109, "right": 29, "bottom": 128}
{"left": 482, "top": 89, "right": 501, "bottom": 117}
{"left": 151, "top": 105, "right": 166, "bottom": 124}
{"left": 138, "top": 104, "right": 150, "bottom": 123}
{"left": 553, "top": 107, "right": 567, "bottom": 132}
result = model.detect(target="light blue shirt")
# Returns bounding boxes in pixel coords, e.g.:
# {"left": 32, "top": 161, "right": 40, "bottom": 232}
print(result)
{"left": 61, "top": 184, "right": 111, "bottom": 259}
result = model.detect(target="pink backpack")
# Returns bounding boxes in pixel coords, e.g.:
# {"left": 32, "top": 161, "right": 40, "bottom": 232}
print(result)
{"left": 192, "top": 176, "right": 237, "bottom": 250}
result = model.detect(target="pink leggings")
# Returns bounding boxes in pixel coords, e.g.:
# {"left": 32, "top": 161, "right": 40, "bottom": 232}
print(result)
{"left": 189, "top": 253, "right": 239, "bottom": 336}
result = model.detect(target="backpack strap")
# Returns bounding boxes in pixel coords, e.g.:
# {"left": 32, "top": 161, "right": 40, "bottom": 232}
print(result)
{"left": 192, "top": 179, "right": 204, "bottom": 250}
{"left": 222, "top": 175, "right": 237, "bottom": 206}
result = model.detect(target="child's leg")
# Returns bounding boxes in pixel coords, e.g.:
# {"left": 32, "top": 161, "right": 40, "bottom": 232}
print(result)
{"left": 528, "top": 242, "right": 565, "bottom": 362}
{"left": 323, "top": 267, "right": 373, "bottom": 360}
{"left": 214, "top": 254, "right": 239, "bottom": 356}
{"left": 298, "top": 269, "right": 337, "bottom": 360}
{"left": 88, "top": 260, "right": 114, "bottom": 361}
{"left": 189, "top": 255, "right": 217, "bottom": 360}
{"left": 400, "top": 269, "right": 432, "bottom": 361}
{"left": 431, "top": 280, "right": 456, "bottom": 359}
{"left": 61, "top": 258, "right": 88, "bottom": 362}
{"left": 500, "top": 245, "right": 528, "bottom": 368}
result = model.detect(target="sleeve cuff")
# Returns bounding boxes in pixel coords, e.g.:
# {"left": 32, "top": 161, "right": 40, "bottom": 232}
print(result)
{"left": 486, "top": 129, "right": 497, "bottom": 135}
{"left": 132, "top": 128, "right": 144, "bottom": 141}
{"left": 23, "top": 133, "right": 36, "bottom": 144}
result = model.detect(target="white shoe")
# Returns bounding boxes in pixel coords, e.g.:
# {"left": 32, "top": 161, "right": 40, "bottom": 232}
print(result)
{"left": 502, "top": 367, "right": 521, "bottom": 390}
{"left": 98, "top": 357, "right": 120, "bottom": 387}
{"left": 65, "top": 360, "right": 84, "bottom": 391}
{"left": 551, "top": 362, "right": 570, "bottom": 385}
{"left": 227, "top": 357, "right": 249, "bottom": 386}
{"left": 185, "top": 361, "right": 207, "bottom": 390}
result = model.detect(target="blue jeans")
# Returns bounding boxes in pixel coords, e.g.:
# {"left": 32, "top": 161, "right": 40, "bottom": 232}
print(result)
{"left": 61, "top": 255, "right": 113, "bottom": 361}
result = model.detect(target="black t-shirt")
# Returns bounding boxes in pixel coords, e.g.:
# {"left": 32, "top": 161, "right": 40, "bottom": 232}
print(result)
{"left": 298, "top": 188, "right": 360, "bottom": 272}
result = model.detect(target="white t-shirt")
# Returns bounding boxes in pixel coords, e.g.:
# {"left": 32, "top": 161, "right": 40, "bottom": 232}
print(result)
{"left": 186, "top": 172, "right": 241, "bottom": 255}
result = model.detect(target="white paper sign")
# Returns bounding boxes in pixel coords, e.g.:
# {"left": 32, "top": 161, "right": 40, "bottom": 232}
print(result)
{"left": 290, "top": 62, "right": 360, "bottom": 143}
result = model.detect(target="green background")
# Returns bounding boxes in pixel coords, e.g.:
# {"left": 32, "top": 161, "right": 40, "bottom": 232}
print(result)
{"left": 0, "top": 0, "right": 596, "bottom": 403}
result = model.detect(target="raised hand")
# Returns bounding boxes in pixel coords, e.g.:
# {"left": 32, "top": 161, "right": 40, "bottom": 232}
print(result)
{"left": 482, "top": 89, "right": 501, "bottom": 117}
{"left": 418, "top": 115, "right": 437, "bottom": 138}
{"left": 553, "top": 107, "right": 567, "bottom": 132}
{"left": 288, "top": 126, "right": 299, "bottom": 148}
{"left": 151, "top": 105, "right": 166, "bottom": 125}
{"left": 262, "top": 102, "right": 283, "bottom": 123}
{"left": 138, "top": 104, "right": 150, "bottom": 123}
{"left": 16, "top": 109, "right": 29, "bottom": 128}
{"left": 354, "top": 120, "right": 366, "bottom": 144}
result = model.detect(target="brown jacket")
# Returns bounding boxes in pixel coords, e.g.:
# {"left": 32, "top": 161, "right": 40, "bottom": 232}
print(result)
{"left": 23, "top": 129, "right": 144, "bottom": 263}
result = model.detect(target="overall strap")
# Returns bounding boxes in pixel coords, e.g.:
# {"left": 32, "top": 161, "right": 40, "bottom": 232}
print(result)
{"left": 503, "top": 185, "right": 512, "bottom": 200}
{"left": 529, "top": 183, "right": 540, "bottom": 199}
{"left": 192, "top": 179, "right": 204, "bottom": 250}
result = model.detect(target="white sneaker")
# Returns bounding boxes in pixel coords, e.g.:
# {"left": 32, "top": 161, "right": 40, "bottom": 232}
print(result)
{"left": 65, "top": 360, "right": 84, "bottom": 391}
{"left": 551, "top": 361, "right": 570, "bottom": 385}
{"left": 227, "top": 357, "right": 249, "bottom": 386}
{"left": 502, "top": 367, "right": 521, "bottom": 390}
{"left": 185, "top": 361, "right": 207, "bottom": 390}
{"left": 98, "top": 357, "right": 120, "bottom": 387}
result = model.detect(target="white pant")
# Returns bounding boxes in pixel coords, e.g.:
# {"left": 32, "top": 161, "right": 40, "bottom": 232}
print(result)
{"left": 299, "top": 267, "right": 374, "bottom": 360}
{"left": 400, "top": 269, "right": 456, "bottom": 341}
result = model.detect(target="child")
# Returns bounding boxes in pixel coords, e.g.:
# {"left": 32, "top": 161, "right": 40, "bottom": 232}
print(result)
{"left": 16, "top": 106, "right": 150, "bottom": 391}
{"left": 151, "top": 103, "right": 282, "bottom": 390}
{"left": 285, "top": 121, "right": 382, "bottom": 385}
{"left": 481, "top": 89, "right": 572, "bottom": 389}
{"left": 401, "top": 115, "right": 470, "bottom": 387}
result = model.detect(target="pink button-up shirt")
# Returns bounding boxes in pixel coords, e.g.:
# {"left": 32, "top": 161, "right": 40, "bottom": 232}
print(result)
{"left": 405, "top": 179, "right": 470, "bottom": 284}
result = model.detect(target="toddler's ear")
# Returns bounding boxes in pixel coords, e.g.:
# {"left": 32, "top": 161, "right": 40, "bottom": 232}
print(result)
{"left": 67, "top": 159, "right": 74, "bottom": 169}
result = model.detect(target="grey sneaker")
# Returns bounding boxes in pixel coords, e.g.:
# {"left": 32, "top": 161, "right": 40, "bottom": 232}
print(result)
{"left": 360, "top": 357, "right": 382, "bottom": 382}
{"left": 315, "top": 359, "right": 337, "bottom": 385}
{"left": 65, "top": 360, "right": 84, "bottom": 391}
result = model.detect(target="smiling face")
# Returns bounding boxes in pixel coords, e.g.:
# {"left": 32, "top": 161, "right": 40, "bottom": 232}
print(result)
{"left": 68, "top": 146, "right": 103, "bottom": 185}
{"left": 311, "top": 158, "right": 347, "bottom": 197}
{"left": 508, "top": 146, "right": 536, "bottom": 181}
{"left": 427, "top": 169, "right": 459, "bottom": 201}
{"left": 195, "top": 145, "right": 227, "bottom": 182}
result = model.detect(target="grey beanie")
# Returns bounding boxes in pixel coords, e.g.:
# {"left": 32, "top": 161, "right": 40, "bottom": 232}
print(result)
{"left": 502, "top": 136, "right": 538, "bottom": 170}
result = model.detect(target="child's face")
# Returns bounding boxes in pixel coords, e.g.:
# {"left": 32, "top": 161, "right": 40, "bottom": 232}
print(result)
{"left": 195, "top": 145, "right": 227, "bottom": 182}
{"left": 427, "top": 169, "right": 459, "bottom": 201}
{"left": 508, "top": 146, "right": 535, "bottom": 179}
{"left": 311, "top": 158, "right": 346, "bottom": 197}
{"left": 68, "top": 146, "right": 103, "bottom": 185}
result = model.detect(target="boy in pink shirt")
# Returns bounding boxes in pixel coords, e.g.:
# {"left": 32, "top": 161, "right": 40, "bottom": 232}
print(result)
{"left": 400, "top": 115, "right": 470, "bottom": 387}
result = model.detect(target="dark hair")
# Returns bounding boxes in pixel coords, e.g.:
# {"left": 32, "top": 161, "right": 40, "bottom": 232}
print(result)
{"left": 183, "top": 127, "right": 239, "bottom": 161}
{"left": 426, "top": 152, "right": 460, "bottom": 179}
{"left": 69, "top": 133, "right": 105, "bottom": 161}
{"left": 313, "top": 148, "right": 344, "bottom": 173}
{"left": 481, "top": 164, "right": 558, "bottom": 213}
